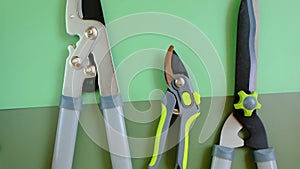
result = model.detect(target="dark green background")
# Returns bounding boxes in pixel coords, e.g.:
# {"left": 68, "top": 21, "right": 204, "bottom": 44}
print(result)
{"left": 1, "top": 93, "right": 299, "bottom": 168}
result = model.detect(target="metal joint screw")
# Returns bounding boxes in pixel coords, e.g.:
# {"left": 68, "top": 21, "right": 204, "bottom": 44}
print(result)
{"left": 173, "top": 109, "right": 180, "bottom": 115}
{"left": 243, "top": 96, "right": 257, "bottom": 110}
{"left": 85, "top": 27, "right": 98, "bottom": 40}
{"left": 70, "top": 56, "right": 81, "bottom": 68}
{"left": 84, "top": 65, "right": 96, "bottom": 77}
{"left": 175, "top": 77, "right": 185, "bottom": 88}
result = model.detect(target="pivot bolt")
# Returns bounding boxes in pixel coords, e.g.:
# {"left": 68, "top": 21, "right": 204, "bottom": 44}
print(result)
{"left": 175, "top": 77, "right": 185, "bottom": 88}
{"left": 234, "top": 90, "right": 261, "bottom": 117}
{"left": 85, "top": 27, "right": 98, "bottom": 40}
{"left": 84, "top": 65, "right": 96, "bottom": 77}
{"left": 243, "top": 96, "right": 257, "bottom": 110}
{"left": 71, "top": 56, "right": 81, "bottom": 68}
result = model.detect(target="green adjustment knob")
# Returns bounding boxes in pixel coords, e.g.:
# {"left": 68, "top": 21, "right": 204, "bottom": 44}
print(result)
{"left": 234, "top": 90, "right": 261, "bottom": 117}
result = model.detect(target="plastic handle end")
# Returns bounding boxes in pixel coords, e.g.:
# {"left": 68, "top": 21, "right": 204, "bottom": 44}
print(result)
{"left": 254, "top": 148, "right": 278, "bottom": 169}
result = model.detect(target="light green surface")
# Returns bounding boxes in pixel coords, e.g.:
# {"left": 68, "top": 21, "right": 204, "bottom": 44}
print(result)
{"left": 1, "top": 0, "right": 300, "bottom": 109}
{"left": 0, "top": 93, "right": 299, "bottom": 168}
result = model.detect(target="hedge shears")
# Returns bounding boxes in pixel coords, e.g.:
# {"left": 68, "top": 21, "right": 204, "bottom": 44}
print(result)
{"left": 51, "top": 0, "right": 133, "bottom": 168}
{"left": 210, "top": 0, "right": 278, "bottom": 169}
{"left": 148, "top": 45, "right": 201, "bottom": 169}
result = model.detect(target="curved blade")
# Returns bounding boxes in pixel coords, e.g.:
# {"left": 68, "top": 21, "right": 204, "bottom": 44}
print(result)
{"left": 164, "top": 45, "right": 189, "bottom": 86}
{"left": 234, "top": 0, "right": 257, "bottom": 94}
{"left": 233, "top": 0, "right": 269, "bottom": 150}
{"left": 219, "top": 113, "right": 244, "bottom": 148}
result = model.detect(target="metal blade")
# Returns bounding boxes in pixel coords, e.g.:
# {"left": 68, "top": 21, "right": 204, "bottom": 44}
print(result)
{"left": 81, "top": 0, "right": 105, "bottom": 92}
{"left": 219, "top": 113, "right": 244, "bottom": 148}
{"left": 164, "top": 45, "right": 189, "bottom": 86}
{"left": 233, "top": 109, "right": 269, "bottom": 149}
{"left": 233, "top": 0, "right": 269, "bottom": 150}
{"left": 234, "top": 0, "right": 258, "bottom": 95}
{"left": 82, "top": 0, "right": 105, "bottom": 23}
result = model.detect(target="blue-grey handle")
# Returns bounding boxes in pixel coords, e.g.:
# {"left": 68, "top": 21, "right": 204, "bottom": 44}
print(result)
{"left": 254, "top": 148, "right": 278, "bottom": 169}
{"left": 52, "top": 95, "right": 82, "bottom": 169}
{"left": 211, "top": 145, "right": 235, "bottom": 169}
{"left": 52, "top": 108, "right": 80, "bottom": 169}
{"left": 102, "top": 106, "right": 133, "bottom": 169}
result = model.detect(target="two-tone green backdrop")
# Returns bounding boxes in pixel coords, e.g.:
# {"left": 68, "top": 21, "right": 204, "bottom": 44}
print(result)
{"left": 1, "top": 0, "right": 299, "bottom": 168}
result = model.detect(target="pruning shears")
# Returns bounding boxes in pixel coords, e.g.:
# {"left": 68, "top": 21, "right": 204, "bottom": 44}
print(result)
{"left": 148, "top": 45, "right": 201, "bottom": 169}
{"left": 51, "top": 0, "right": 133, "bottom": 169}
{"left": 210, "top": 0, "right": 278, "bottom": 169}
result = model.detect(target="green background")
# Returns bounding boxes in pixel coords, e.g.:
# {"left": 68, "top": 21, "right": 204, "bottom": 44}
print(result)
{"left": 0, "top": 0, "right": 300, "bottom": 169}
{"left": 1, "top": 0, "right": 300, "bottom": 109}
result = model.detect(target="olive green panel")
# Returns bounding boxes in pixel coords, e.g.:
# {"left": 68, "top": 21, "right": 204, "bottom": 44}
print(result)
{"left": 0, "top": 0, "right": 299, "bottom": 109}
{"left": 0, "top": 93, "right": 299, "bottom": 168}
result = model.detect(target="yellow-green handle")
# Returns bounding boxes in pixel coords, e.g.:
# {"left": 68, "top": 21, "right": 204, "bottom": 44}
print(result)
{"left": 175, "top": 112, "right": 200, "bottom": 169}
{"left": 148, "top": 104, "right": 171, "bottom": 169}
{"left": 148, "top": 92, "right": 176, "bottom": 169}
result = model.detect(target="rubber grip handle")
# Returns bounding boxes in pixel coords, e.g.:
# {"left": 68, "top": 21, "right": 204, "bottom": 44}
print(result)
{"left": 102, "top": 106, "right": 133, "bottom": 169}
{"left": 148, "top": 104, "right": 173, "bottom": 169}
{"left": 256, "top": 161, "right": 278, "bottom": 169}
{"left": 148, "top": 92, "right": 176, "bottom": 169}
{"left": 211, "top": 156, "right": 233, "bottom": 169}
{"left": 175, "top": 113, "right": 200, "bottom": 169}
{"left": 52, "top": 108, "right": 80, "bottom": 169}
{"left": 254, "top": 148, "right": 278, "bottom": 169}
{"left": 210, "top": 145, "right": 235, "bottom": 169}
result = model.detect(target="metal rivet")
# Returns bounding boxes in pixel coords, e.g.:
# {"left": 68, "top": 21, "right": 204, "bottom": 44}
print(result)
{"left": 84, "top": 65, "right": 96, "bottom": 76}
{"left": 85, "top": 27, "right": 98, "bottom": 40}
{"left": 243, "top": 96, "right": 257, "bottom": 110}
{"left": 71, "top": 56, "right": 81, "bottom": 68}
{"left": 175, "top": 77, "right": 185, "bottom": 87}
{"left": 173, "top": 109, "right": 180, "bottom": 115}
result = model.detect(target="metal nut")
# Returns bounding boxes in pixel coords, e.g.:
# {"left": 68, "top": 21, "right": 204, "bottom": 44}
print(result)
{"left": 84, "top": 65, "right": 96, "bottom": 77}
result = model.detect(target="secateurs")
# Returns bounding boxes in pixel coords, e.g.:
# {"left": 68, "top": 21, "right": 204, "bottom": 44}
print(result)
{"left": 148, "top": 45, "right": 201, "bottom": 169}
{"left": 51, "top": 0, "right": 133, "bottom": 169}
{"left": 211, "top": 0, "right": 278, "bottom": 169}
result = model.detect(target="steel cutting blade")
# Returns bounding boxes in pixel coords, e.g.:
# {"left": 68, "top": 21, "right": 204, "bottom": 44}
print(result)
{"left": 164, "top": 45, "right": 189, "bottom": 86}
